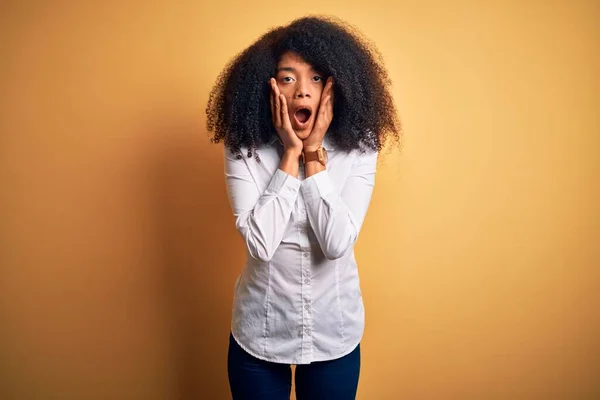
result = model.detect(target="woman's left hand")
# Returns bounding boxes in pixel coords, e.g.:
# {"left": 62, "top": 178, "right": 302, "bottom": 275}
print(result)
{"left": 303, "top": 76, "right": 334, "bottom": 151}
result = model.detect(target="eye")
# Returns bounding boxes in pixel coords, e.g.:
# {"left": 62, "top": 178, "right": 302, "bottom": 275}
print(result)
{"left": 282, "top": 77, "right": 294, "bottom": 83}
{"left": 313, "top": 76, "right": 323, "bottom": 82}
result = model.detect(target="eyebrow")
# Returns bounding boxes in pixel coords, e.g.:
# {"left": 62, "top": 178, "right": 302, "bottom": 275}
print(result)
{"left": 276, "top": 66, "right": 319, "bottom": 73}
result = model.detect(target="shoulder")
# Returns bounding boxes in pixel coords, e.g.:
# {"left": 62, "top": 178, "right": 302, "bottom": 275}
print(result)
{"left": 352, "top": 142, "right": 379, "bottom": 166}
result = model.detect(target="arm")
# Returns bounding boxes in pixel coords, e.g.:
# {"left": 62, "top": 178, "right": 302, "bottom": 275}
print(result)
{"left": 301, "top": 149, "right": 378, "bottom": 260}
{"left": 224, "top": 146, "right": 302, "bottom": 262}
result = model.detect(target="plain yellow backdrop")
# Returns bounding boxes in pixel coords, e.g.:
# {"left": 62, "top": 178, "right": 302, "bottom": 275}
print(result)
{"left": 1, "top": 1, "right": 598, "bottom": 399}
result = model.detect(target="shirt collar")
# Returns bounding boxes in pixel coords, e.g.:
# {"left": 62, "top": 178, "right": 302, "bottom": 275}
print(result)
{"left": 268, "top": 133, "right": 336, "bottom": 151}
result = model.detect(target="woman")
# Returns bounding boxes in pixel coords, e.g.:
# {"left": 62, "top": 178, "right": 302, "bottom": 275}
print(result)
{"left": 206, "top": 15, "right": 401, "bottom": 400}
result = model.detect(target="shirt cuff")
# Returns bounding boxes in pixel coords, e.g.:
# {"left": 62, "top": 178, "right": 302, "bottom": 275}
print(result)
{"left": 265, "top": 168, "right": 302, "bottom": 198}
{"left": 301, "top": 170, "right": 336, "bottom": 201}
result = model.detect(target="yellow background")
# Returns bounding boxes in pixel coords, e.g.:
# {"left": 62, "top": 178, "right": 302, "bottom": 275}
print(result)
{"left": 1, "top": 1, "right": 598, "bottom": 399}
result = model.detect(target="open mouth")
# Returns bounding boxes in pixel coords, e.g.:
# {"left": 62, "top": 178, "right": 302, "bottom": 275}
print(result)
{"left": 291, "top": 104, "right": 312, "bottom": 131}
{"left": 293, "top": 107, "right": 312, "bottom": 126}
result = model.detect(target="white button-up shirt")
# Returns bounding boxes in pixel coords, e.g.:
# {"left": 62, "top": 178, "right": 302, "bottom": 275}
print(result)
{"left": 224, "top": 133, "right": 378, "bottom": 364}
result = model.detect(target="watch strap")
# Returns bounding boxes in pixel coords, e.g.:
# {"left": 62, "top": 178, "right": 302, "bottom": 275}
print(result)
{"left": 302, "top": 150, "right": 320, "bottom": 163}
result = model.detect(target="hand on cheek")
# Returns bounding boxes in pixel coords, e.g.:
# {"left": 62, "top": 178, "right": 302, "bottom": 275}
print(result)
{"left": 303, "top": 76, "right": 334, "bottom": 151}
{"left": 269, "top": 78, "right": 303, "bottom": 154}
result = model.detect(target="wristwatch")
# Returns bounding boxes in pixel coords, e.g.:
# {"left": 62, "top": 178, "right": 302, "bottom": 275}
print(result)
{"left": 301, "top": 146, "right": 328, "bottom": 166}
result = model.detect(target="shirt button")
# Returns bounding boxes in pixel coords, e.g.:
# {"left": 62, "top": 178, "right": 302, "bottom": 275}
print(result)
{"left": 300, "top": 228, "right": 306, "bottom": 234}
{"left": 303, "top": 252, "right": 309, "bottom": 258}
{"left": 304, "top": 278, "right": 310, "bottom": 284}
{"left": 304, "top": 304, "right": 310, "bottom": 310}
{"left": 304, "top": 327, "right": 311, "bottom": 335}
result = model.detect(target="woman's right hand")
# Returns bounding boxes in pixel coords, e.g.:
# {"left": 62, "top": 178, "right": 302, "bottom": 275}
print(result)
{"left": 269, "top": 78, "right": 303, "bottom": 155}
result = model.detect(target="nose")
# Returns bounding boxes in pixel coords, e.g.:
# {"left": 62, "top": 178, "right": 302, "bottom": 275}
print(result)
{"left": 294, "top": 79, "right": 311, "bottom": 99}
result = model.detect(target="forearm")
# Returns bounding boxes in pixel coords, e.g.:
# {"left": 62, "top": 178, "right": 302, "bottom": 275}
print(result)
{"left": 225, "top": 146, "right": 301, "bottom": 262}
{"left": 304, "top": 160, "right": 326, "bottom": 177}
{"left": 279, "top": 148, "right": 302, "bottom": 177}
{"left": 300, "top": 150, "right": 378, "bottom": 260}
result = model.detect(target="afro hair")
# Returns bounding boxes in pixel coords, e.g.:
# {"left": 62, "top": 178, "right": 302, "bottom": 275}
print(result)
{"left": 206, "top": 15, "right": 402, "bottom": 161}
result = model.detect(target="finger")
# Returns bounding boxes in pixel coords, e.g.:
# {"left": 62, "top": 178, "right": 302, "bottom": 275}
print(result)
{"left": 321, "top": 79, "right": 330, "bottom": 102}
{"left": 269, "top": 79, "right": 275, "bottom": 122}
{"left": 320, "top": 95, "right": 332, "bottom": 124}
{"left": 275, "top": 80, "right": 283, "bottom": 128}
{"left": 320, "top": 78, "right": 332, "bottom": 107}
{"left": 312, "top": 97, "right": 325, "bottom": 129}
{"left": 326, "top": 95, "right": 333, "bottom": 120}
{"left": 321, "top": 95, "right": 331, "bottom": 115}
{"left": 273, "top": 81, "right": 281, "bottom": 128}
{"left": 280, "top": 94, "right": 292, "bottom": 130}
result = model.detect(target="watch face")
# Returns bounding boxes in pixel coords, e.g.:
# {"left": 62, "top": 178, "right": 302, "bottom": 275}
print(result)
{"left": 318, "top": 147, "right": 328, "bottom": 164}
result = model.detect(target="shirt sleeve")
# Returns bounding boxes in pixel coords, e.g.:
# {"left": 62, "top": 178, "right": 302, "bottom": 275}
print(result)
{"left": 224, "top": 146, "right": 301, "bottom": 262}
{"left": 300, "top": 148, "right": 378, "bottom": 260}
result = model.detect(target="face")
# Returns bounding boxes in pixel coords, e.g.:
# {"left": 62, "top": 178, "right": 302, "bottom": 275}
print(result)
{"left": 275, "top": 51, "right": 326, "bottom": 139}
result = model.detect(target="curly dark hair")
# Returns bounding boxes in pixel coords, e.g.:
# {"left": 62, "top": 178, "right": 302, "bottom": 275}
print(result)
{"left": 206, "top": 15, "right": 402, "bottom": 160}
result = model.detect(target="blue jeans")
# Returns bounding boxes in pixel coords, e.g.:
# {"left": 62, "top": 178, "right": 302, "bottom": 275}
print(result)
{"left": 227, "top": 332, "right": 361, "bottom": 400}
